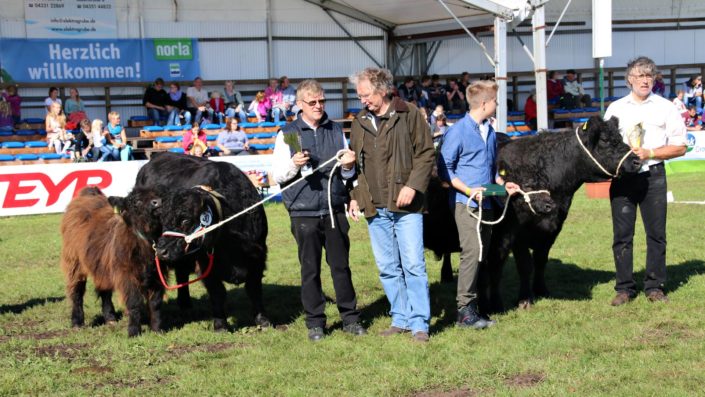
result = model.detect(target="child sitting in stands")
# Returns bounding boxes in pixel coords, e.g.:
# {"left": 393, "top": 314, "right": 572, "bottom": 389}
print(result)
{"left": 248, "top": 91, "right": 268, "bottom": 123}
{"left": 183, "top": 122, "right": 211, "bottom": 157}
{"left": 209, "top": 91, "right": 225, "bottom": 124}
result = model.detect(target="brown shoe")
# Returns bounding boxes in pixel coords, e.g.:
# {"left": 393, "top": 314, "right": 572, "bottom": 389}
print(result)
{"left": 379, "top": 326, "right": 408, "bottom": 337}
{"left": 611, "top": 292, "right": 634, "bottom": 306}
{"left": 412, "top": 331, "right": 430, "bottom": 343}
{"left": 646, "top": 290, "right": 669, "bottom": 303}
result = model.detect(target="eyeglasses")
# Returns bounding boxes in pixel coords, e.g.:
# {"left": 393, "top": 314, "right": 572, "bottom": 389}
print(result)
{"left": 630, "top": 73, "right": 654, "bottom": 82}
{"left": 357, "top": 93, "right": 373, "bottom": 101}
{"left": 302, "top": 99, "right": 326, "bottom": 107}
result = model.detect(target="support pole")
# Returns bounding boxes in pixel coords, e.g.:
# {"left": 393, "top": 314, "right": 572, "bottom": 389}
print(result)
{"left": 494, "top": 17, "right": 507, "bottom": 133}
{"left": 532, "top": 6, "right": 548, "bottom": 131}
{"left": 266, "top": 0, "right": 274, "bottom": 78}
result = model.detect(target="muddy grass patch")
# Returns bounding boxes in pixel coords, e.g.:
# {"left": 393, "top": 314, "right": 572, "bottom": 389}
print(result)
{"left": 34, "top": 343, "right": 89, "bottom": 360}
{"left": 411, "top": 387, "right": 479, "bottom": 397}
{"left": 504, "top": 371, "right": 546, "bottom": 388}
{"left": 635, "top": 321, "right": 703, "bottom": 346}
{"left": 165, "top": 341, "right": 247, "bottom": 355}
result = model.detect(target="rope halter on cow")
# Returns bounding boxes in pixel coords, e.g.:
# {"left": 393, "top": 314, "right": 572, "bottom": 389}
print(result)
{"left": 184, "top": 149, "right": 349, "bottom": 244}
{"left": 575, "top": 124, "right": 633, "bottom": 178}
{"left": 465, "top": 187, "right": 551, "bottom": 262}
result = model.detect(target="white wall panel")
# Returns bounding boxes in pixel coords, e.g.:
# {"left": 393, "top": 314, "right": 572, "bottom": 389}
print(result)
{"left": 145, "top": 22, "right": 267, "bottom": 38}
{"left": 198, "top": 41, "right": 269, "bottom": 80}
{"left": 272, "top": 40, "right": 384, "bottom": 79}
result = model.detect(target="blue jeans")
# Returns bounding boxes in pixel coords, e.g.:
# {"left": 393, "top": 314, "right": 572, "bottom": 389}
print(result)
{"left": 225, "top": 108, "right": 248, "bottom": 124}
{"left": 687, "top": 96, "right": 703, "bottom": 113}
{"left": 367, "top": 208, "right": 430, "bottom": 334}
{"left": 147, "top": 108, "right": 169, "bottom": 125}
{"left": 167, "top": 109, "right": 191, "bottom": 126}
{"left": 271, "top": 107, "right": 284, "bottom": 123}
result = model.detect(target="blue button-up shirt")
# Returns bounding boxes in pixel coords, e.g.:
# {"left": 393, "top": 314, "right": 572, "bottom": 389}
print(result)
{"left": 437, "top": 113, "right": 497, "bottom": 208}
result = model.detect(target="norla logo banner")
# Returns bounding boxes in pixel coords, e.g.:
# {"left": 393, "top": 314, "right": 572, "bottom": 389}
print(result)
{"left": 154, "top": 39, "right": 193, "bottom": 60}
{"left": 0, "top": 38, "right": 200, "bottom": 83}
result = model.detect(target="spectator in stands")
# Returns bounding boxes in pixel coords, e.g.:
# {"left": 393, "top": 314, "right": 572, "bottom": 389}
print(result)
{"left": 652, "top": 72, "right": 666, "bottom": 97}
{"left": 419, "top": 75, "right": 432, "bottom": 110}
{"left": 459, "top": 71, "right": 471, "bottom": 94}
{"left": 167, "top": 82, "right": 191, "bottom": 126}
{"left": 105, "top": 111, "right": 132, "bottom": 161}
{"left": 183, "top": 122, "right": 209, "bottom": 156}
{"left": 446, "top": 79, "right": 467, "bottom": 113}
{"left": 45, "top": 101, "right": 68, "bottom": 154}
{"left": 563, "top": 69, "right": 591, "bottom": 109}
{"left": 524, "top": 90, "right": 538, "bottom": 131}
{"left": 64, "top": 88, "right": 87, "bottom": 130}
{"left": 280, "top": 76, "right": 298, "bottom": 115}
{"left": 0, "top": 97, "right": 13, "bottom": 129}
{"left": 683, "top": 75, "right": 703, "bottom": 112}
{"left": 673, "top": 89, "right": 688, "bottom": 119}
{"left": 223, "top": 80, "right": 248, "bottom": 124}
{"left": 187, "top": 77, "right": 210, "bottom": 124}
{"left": 216, "top": 117, "right": 249, "bottom": 156}
{"left": 2, "top": 85, "right": 22, "bottom": 126}
{"left": 432, "top": 113, "right": 448, "bottom": 144}
{"left": 684, "top": 105, "right": 702, "bottom": 131}
{"left": 429, "top": 74, "right": 447, "bottom": 109}
{"left": 90, "top": 119, "right": 113, "bottom": 162}
{"left": 249, "top": 91, "right": 268, "bottom": 123}
{"left": 430, "top": 104, "right": 445, "bottom": 127}
{"left": 398, "top": 77, "right": 422, "bottom": 106}
{"left": 209, "top": 91, "right": 225, "bottom": 125}
{"left": 143, "top": 77, "right": 171, "bottom": 126}
{"left": 546, "top": 70, "right": 564, "bottom": 103}
{"left": 65, "top": 118, "right": 92, "bottom": 162}
{"left": 266, "top": 78, "right": 286, "bottom": 123}
{"left": 45, "top": 87, "right": 62, "bottom": 112}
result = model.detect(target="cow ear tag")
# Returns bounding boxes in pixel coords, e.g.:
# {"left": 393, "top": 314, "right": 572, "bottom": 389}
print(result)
{"left": 582, "top": 121, "right": 588, "bottom": 131}
{"left": 200, "top": 206, "right": 213, "bottom": 227}
{"left": 499, "top": 169, "right": 506, "bottom": 176}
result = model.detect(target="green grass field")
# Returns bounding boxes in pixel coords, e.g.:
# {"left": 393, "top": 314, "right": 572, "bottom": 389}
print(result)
{"left": 1, "top": 173, "right": 704, "bottom": 396}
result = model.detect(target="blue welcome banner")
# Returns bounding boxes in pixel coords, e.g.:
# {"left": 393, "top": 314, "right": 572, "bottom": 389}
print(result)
{"left": 0, "top": 38, "right": 200, "bottom": 83}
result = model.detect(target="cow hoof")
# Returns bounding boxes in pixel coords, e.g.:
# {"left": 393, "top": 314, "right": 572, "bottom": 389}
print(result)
{"left": 106, "top": 320, "right": 118, "bottom": 326}
{"left": 518, "top": 300, "right": 533, "bottom": 310}
{"left": 213, "top": 319, "right": 229, "bottom": 332}
{"left": 254, "top": 313, "right": 271, "bottom": 328}
{"left": 127, "top": 326, "right": 142, "bottom": 337}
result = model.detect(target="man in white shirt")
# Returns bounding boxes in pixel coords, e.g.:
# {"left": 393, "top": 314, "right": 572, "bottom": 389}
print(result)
{"left": 186, "top": 77, "right": 210, "bottom": 124}
{"left": 604, "top": 56, "right": 687, "bottom": 306}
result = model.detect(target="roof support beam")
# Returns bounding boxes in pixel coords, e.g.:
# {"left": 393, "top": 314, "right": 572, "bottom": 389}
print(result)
{"left": 325, "top": 9, "right": 383, "bottom": 68}
{"left": 302, "top": 0, "right": 396, "bottom": 31}
{"left": 437, "top": 0, "right": 495, "bottom": 67}
{"left": 458, "top": 0, "right": 515, "bottom": 20}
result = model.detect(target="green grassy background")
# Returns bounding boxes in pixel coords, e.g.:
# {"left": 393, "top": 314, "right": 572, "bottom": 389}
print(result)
{"left": 1, "top": 173, "right": 703, "bottom": 396}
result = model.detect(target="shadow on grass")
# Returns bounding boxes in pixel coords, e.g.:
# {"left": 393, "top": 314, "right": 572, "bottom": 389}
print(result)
{"left": 159, "top": 283, "right": 301, "bottom": 332}
{"left": 0, "top": 296, "right": 64, "bottom": 315}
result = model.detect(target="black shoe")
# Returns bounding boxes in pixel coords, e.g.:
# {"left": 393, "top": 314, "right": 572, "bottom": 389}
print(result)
{"left": 342, "top": 322, "right": 367, "bottom": 336}
{"left": 457, "top": 305, "right": 489, "bottom": 329}
{"left": 308, "top": 327, "right": 325, "bottom": 342}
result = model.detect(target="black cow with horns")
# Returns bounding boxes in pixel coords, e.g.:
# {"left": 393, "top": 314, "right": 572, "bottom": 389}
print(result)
{"left": 425, "top": 116, "right": 642, "bottom": 313}
{"left": 128, "top": 152, "right": 269, "bottom": 331}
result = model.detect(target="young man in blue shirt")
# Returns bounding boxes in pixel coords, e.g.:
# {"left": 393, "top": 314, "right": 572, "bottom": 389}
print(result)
{"left": 438, "top": 80, "right": 520, "bottom": 329}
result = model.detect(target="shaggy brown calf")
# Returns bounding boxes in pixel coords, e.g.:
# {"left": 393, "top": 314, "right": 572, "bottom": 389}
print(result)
{"left": 60, "top": 186, "right": 164, "bottom": 337}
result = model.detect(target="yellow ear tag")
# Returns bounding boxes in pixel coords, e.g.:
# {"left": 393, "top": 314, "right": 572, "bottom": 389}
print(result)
{"left": 582, "top": 122, "right": 588, "bottom": 131}
{"left": 499, "top": 169, "right": 506, "bottom": 176}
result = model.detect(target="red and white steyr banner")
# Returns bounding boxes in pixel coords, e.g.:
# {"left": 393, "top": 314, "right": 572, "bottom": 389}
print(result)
{"left": 0, "top": 155, "right": 276, "bottom": 217}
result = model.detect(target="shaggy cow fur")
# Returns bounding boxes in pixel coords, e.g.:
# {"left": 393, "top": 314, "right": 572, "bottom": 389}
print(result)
{"left": 130, "top": 152, "right": 269, "bottom": 331}
{"left": 60, "top": 186, "right": 164, "bottom": 337}
{"left": 425, "top": 116, "right": 642, "bottom": 313}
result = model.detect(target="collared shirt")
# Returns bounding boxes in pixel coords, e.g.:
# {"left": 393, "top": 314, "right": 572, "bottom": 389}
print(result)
{"left": 605, "top": 92, "right": 687, "bottom": 172}
{"left": 186, "top": 86, "right": 208, "bottom": 106}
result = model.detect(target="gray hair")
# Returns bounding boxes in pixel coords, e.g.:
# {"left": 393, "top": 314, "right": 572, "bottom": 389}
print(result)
{"left": 626, "top": 56, "right": 658, "bottom": 89}
{"left": 296, "top": 79, "right": 324, "bottom": 101}
{"left": 349, "top": 67, "right": 395, "bottom": 96}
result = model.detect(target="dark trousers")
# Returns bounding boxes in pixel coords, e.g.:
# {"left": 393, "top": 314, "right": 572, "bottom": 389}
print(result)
{"left": 290, "top": 213, "right": 359, "bottom": 329}
{"left": 610, "top": 163, "right": 668, "bottom": 295}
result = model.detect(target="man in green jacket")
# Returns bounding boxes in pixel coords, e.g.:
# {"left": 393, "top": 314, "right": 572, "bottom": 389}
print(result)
{"left": 348, "top": 67, "right": 435, "bottom": 342}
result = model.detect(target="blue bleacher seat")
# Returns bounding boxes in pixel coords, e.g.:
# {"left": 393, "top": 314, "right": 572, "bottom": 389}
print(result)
{"left": 16, "top": 154, "right": 39, "bottom": 161}
{"left": 347, "top": 108, "right": 361, "bottom": 114}
{"left": 203, "top": 124, "right": 222, "bottom": 130}
{"left": 23, "top": 118, "right": 45, "bottom": 124}
{"left": 240, "top": 122, "right": 258, "bottom": 128}
{"left": 39, "top": 153, "right": 62, "bottom": 160}
{"left": 165, "top": 125, "right": 185, "bottom": 131}
{"left": 547, "top": 98, "right": 558, "bottom": 105}
{"left": 583, "top": 107, "right": 599, "bottom": 112}
{"left": 155, "top": 136, "right": 178, "bottom": 143}
{"left": 219, "top": 123, "right": 226, "bottom": 128}
{"left": 275, "top": 121, "right": 287, "bottom": 127}
{"left": 508, "top": 111, "right": 524, "bottom": 116}
{"left": 16, "top": 129, "right": 36, "bottom": 136}
{"left": 35, "top": 129, "right": 47, "bottom": 136}
{"left": 144, "top": 126, "right": 164, "bottom": 132}
{"left": 249, "top": 132, "right": 277, "bottom": 139}
{"left": 0, "top": 130, "right": 13, "bottom": 137}
{"left": 1, "top": 141, "right": 24, "bottom": 149}
{"left": 206, "top": 135, "right": 217, "bottom": 141}
{"left": 510, "top": 121, "right": 526, "bottom": 126}
{"left": 447, "top": 114, "right": 464, "bottom": 120}
{"left": 130, "top": 115, "right": 149, "bottom": 121}
{"left": 247, "top": 112, "right": 256, "bottom": 117}
{"left": 0, "top": 154, "right": 15, "bottom": 161}
{"left": 168, "top": 147, "right": 185, "bottom": 154}
{"left": 250, "top": 143, "right": 275, "bottom": 151}
{"left": 25, "top": 141, "right": 48, "bottom": 148}
{"left": 259, "top": 122, "right": 276, "bottom": 127}
{"left": 552, "top": 109, "right": 571, "bottom": 114}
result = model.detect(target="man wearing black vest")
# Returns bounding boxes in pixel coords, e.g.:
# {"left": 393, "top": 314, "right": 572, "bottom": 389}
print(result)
{"left": 272, "top": 79, "right": 366, "bottom": 342}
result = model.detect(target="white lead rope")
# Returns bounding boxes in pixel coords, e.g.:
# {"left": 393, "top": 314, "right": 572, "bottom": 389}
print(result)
{"left": 465, "top": 188, "right": 551, "bottom": 262}
{"left": 185, "top": 150, "right": 347, "bottom": 244}
{"left": 574, "top": 126, "right": 632, "bottom": 178}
